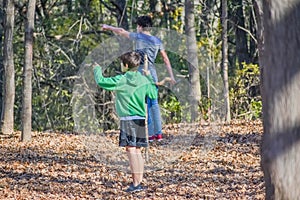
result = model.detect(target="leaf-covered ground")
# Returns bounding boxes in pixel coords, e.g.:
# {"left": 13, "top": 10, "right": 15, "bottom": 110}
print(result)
{"left": 0, "top": 120, "right": 264, "bottom": 199}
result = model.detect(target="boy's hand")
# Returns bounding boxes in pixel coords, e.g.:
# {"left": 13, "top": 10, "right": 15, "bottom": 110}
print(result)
{"left": 142, "top": 69, "right": 150, "bottom": 76}
{"left": 169, "top": 78, "right": 177, "bottom": 85}
{"left": 92, "top": 62, "right": 100, "bottom": 69}
{"left": 156, "top": 77, "right": 174, "bottom": 86}
{"left": 102, "top": 24, "right": 110, "bottom": 30}
{"left": 102, "top": 24, "right": 108, "bottom": 30}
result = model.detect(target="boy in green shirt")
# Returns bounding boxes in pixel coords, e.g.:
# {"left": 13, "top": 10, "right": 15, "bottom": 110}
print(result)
{"left": 93, "top": 51, "right": 157, "bottom": 193}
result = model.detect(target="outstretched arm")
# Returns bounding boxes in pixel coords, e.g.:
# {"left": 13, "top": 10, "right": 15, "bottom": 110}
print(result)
{"left": 160, "top": 50, "right": 176, "bottom": 84}
{"left": 102, "top": 24, "right": 130, "bottom": 38}
{"left": 93, "top": 64, "right": 122, "bottom": 91}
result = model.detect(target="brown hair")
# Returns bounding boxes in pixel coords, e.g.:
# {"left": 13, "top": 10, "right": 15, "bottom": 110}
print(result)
{"left": 120, "top": 51, "right": 141, "bottom": 69}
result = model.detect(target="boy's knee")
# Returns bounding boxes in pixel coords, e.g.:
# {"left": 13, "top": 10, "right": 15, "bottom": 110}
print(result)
{"left": 126, "top": 146, "right": 141, "bottom": 152}
{"left": 126, "top": 147, "right": 142, "bottom": 155}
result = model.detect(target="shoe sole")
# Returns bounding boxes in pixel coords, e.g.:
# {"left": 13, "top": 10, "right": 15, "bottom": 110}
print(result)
{"left": 148, "top": 138, "right": 163, "bottom": 142}
{"left": 126, "top": 188, "right": 144, "bottom": 193}
{"left": 132, "top": 188, "right": 143, "bottom": 193}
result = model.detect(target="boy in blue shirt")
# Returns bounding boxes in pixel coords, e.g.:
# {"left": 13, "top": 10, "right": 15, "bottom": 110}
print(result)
{"left": 102, "top": 16, "right": 176, "bottom": 142}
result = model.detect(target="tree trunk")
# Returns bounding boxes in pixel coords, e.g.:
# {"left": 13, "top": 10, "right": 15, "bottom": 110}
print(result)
{"left": 1, "top": 0, "right": 15, "bottom": 135}
{"left": 253, "top": 0, "right": 264, "bottom": 63}
{"left": 184, "top": 0, "right": 201, "bottom": 122}
{"left": 149, "top": 0, "right": 161, "bottom": 13}
{"left": 232, "top": 0, "right": 250, "bottom": 65}
{"left": 116, "top": 0, "right": 129, "bottom": 29}
{"left": 253, "top": 0, "right": 264, "bottom": 91}
{"left": 221, "top": 0, "right": 231, "bottom": 123}
{"left": 0, "top": 1, "right": 4, "bottom": 119}
{"left": 249, "top": 6, "right": 257, "bottom": 63}
{"left": 66, "top": 0, "right": 72, "bottom": 12}
{"left": 261, "top": 0, "right": 300, "bottom": 199}
{"left": 21, "top": 0, "right": 36, "bottom": 142}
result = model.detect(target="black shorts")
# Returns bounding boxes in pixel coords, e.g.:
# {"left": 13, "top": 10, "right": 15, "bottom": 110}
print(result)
{"left": 119, "top": 119, "right": 148, "bottom": 147}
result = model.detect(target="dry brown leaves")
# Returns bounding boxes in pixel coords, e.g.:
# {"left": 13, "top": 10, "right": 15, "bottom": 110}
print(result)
{"left": 0, "top": 120, "right": 264, "bottom": 199}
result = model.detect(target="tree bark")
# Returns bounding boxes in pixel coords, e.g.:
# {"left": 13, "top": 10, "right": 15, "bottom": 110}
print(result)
{"left": 261, "top": 0, "right": 300, "bottom": 199}
{"left": 66, "top": 0, "right": 72, "bottom": 12}
{"left": 21, "top": 0, "right": 36, "bottom": 142}
{"left": 253, "top": 0, "right": 264, "bottom": 61}
{"left": 0, "top": 1, "right": 4, "bottom": 118}
{"left": 116, "top": 0, "right": 129, "bottom": 29}
{"left": 221, "top": 0, "right": 231, "bottom": 123}
{"left": 232, "top": 0, "right": 250, "bottom": 65}
{"left": 1, "top": 0, "right": 15, "bottom": 135}
{"left": 184, "top": 0, "right": 201, "bottom": 122}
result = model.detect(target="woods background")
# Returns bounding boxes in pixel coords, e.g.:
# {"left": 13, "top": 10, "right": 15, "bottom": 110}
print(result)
{"left": 2, "top": 0, "right": 300, "bottom": 199}
{"left": 0, "top": 0, "right": 263, "bottom": 134}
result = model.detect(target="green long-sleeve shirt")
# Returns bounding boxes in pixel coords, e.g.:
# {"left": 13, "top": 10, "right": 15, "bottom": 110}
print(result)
{"left": 94, "top": 66, "right": 157, "bottom": 118}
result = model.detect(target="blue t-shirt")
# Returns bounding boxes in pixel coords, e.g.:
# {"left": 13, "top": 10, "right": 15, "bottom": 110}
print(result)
{"left": 129, "top": 32, "right": 164, "bottom": 66}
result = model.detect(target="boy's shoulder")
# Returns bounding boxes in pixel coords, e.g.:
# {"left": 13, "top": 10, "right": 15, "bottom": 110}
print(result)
{"left": 126, "top": 71, "right": 151, "bottom": 81}
{"left": 133, "top": 32, "right": 162, "bottom": 44}
{"left": 125, "top": 71, "right": 144, "bottom": 78}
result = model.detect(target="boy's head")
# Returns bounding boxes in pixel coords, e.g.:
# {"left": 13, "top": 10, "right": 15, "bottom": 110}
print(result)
{"left": 120, "top": 51, "right": 141, "bottom": 72}
{"left": 136, "top": 16, "right": 152, "bottom": 32}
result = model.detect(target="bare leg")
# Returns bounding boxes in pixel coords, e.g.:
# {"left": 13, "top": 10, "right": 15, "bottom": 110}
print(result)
{"left": 135, "top": 147, "right": 144, "bottom": 183}
{"left": 126, "top": 147, "right": 144, "bottom": 186}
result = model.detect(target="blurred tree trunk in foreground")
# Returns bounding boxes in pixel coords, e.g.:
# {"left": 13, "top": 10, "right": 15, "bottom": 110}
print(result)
{"left": 261, "top": 0, "right": 300, "bottom": 199}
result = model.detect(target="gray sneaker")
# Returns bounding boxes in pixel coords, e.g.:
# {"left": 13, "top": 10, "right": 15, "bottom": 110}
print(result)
{"left": 125, "top": 183, "right": 144, "bottom": 193}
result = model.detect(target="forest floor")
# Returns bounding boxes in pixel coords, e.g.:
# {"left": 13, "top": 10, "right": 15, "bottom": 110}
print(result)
{"left": 0, "top": 120, "right": 264, "bottom": 199}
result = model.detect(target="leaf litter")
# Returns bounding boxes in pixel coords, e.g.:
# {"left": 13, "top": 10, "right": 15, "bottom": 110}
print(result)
{"left": 0, "top": 120, "right": 264, "bottom": 199}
